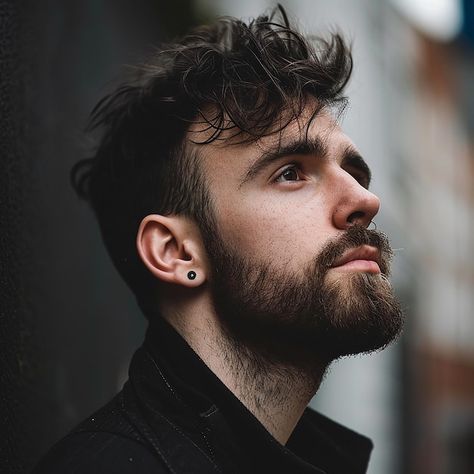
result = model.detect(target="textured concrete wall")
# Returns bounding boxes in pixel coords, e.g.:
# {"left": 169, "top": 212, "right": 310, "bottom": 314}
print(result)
{"left": 0, "top": 1, "right": 31, "bottom": 472}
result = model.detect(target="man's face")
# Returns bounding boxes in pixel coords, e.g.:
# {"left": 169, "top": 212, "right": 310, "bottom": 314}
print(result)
{"left": 191, "top": 108, "right": 403, "bottom": 364}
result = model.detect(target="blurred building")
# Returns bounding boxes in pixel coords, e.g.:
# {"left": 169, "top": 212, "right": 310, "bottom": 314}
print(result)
{"left": 387, "top": 0, "right": 474, "bottom": 472}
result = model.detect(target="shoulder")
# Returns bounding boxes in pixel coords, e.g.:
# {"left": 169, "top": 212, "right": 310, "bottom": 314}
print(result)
{"left": 33, "top": 431, "right": 169, "bottom": 474}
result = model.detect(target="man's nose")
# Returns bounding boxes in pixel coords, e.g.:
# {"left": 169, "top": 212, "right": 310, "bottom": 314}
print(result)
{"left": 332, "top": 175, "right": 380, "bottom": 230}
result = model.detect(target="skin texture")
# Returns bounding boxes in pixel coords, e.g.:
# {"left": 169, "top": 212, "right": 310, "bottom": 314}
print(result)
{"left": 137, "top": 108, "right": 387, "bottom": 444}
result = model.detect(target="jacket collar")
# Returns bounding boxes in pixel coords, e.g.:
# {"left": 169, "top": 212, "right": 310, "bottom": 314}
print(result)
{"left": 129, "top": 315, "right": 373, "bottom": 473}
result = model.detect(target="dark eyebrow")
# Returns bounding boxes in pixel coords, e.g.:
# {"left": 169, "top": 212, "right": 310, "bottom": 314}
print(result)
{"left": 341, "top": 145, "right": 372, "bottom": 188}
{"left": 240, "top": 136, "right": 329, "bottom": 186}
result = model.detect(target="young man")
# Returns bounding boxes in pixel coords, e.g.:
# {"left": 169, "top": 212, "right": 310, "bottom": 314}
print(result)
{"left": 35, "top": 6, "right": 403, "bottom": 473}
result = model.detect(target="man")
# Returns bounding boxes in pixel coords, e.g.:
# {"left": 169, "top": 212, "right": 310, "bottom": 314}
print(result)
{"left": 35, "top": 5, "right": 403, "bottom": 473}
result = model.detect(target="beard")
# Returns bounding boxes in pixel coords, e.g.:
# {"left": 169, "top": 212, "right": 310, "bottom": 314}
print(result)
{"left": 202, "top": 223, "right": 404, "bottom": 368}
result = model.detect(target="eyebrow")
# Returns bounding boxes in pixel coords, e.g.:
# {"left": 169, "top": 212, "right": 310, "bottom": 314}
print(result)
{"left": 240, "top": 136, "right": 372, "bottom": 188}
{"left": 240, "top": 136, "right": 329, "bottom": 186}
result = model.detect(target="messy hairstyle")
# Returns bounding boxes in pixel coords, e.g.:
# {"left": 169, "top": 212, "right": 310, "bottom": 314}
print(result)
{"left": 72, "top": 5, "right": 353, "bottom": 308}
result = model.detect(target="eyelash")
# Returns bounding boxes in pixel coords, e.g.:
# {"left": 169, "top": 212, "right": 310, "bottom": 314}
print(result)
{"left": 274, "top": 164, "right": 302, "bottom": 183}
{"left": 347, "top": 171, "right": 369, "bottom": 189}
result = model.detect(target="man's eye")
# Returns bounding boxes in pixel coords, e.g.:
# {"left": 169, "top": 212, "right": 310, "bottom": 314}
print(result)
{"left": 275, "top": 166, "right": 300, "bottom": 182}
{"left": 351, "top": 173, "right": 369, "bottom": 189}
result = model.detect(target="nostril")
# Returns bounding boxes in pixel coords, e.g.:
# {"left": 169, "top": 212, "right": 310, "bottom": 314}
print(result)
{"left": 347, "top": 211, "right": 365, "bottom": 225}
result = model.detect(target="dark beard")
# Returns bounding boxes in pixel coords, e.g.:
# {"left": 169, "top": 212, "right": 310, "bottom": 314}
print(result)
{"left": 203, "top": 224, "right": 404, "bottom": 368}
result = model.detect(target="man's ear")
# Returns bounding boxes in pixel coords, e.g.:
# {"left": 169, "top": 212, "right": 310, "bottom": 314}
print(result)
{"left": 136, "top": 214, "right": 207, "bottom": 288}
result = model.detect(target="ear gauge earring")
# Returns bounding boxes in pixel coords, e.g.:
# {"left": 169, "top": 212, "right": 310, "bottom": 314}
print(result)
{"left": 187, "top": 271, "right": 197, "bottom": 280}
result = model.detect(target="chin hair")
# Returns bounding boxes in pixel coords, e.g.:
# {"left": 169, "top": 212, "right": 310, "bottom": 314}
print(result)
{"left": 318, "top": 272, "right": 404, "bottom": 359}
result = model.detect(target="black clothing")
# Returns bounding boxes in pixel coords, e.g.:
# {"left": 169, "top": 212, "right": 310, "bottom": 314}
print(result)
{"left": 34, "top": 318, "right": 373, "bottom": 473}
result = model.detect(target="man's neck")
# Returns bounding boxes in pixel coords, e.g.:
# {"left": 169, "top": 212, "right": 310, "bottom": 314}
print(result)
{"left": 163, "top": 298, "right": 326, "bottom": 445}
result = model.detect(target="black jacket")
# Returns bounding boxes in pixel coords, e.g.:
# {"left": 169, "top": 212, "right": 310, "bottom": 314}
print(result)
{"left": 34, "top": 317, "right": 373, "bottom": 473}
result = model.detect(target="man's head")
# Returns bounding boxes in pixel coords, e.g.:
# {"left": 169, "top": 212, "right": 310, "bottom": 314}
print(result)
{"left": 73, "top": 6, "right": 402, "bottom": 364}
{"left": 184, "top": 108, "right": 402, "bottom": 365}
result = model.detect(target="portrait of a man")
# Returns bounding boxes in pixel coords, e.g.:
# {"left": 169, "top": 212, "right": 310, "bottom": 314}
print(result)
{"left": 33, "top": 5, "right": 403, "bottom": 473}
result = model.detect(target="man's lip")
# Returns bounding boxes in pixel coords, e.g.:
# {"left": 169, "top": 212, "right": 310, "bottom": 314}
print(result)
{"left": 331, "top": 245, "right": 381, "bottom": 268}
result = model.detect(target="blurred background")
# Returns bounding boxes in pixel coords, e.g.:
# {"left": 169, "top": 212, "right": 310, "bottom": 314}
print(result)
{"left": 1, "top": 0, "right": 474, "bottom": 472}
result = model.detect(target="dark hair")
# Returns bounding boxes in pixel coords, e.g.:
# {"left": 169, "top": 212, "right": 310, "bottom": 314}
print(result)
{"left": 72, "top": 5, "right": 353, "bottom": 308}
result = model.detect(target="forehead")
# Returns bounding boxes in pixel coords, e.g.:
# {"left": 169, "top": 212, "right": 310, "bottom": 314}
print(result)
{"left": 188, "top": 106, "right": 356, "bottom": 174}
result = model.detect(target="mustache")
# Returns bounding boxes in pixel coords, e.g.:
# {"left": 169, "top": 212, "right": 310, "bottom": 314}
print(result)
{"left": 316, "top": 225, "right": 393, "bottom": 275}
